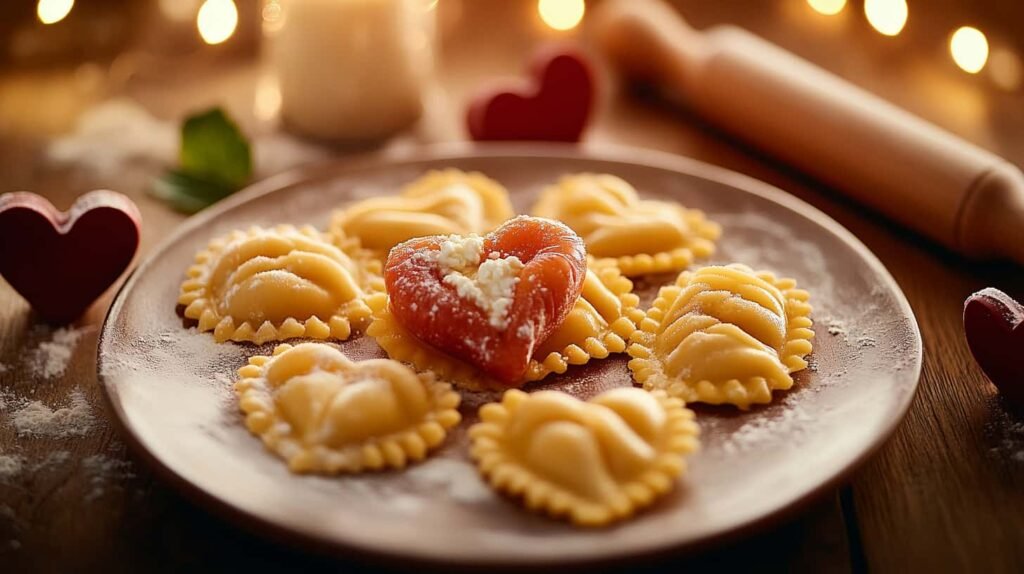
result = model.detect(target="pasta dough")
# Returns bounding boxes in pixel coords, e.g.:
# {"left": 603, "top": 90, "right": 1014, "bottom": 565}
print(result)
{"left": 178, "top": 225, "right": 382, "bottom": 344}
{"left": 234, "top": 343, "right": 461, "bottom": 473}
{"left": 628, "top": 264, "right": 814, "bottom": 409}
{"left": 469, "top": 387, "right": 699, "bottom": 526}
{"left": 365, "top": 266, "right": 644, "bottom": 390}
{"left": 532, "top": 173, "right": 720, "bottom": 276}
{"left": 329, "top": 169, "right": 515, "bottom": 254}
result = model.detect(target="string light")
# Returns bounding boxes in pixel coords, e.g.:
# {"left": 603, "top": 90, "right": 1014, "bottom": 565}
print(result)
{"left": 864, "top": 0, "right": 907, "bottom": 37}
{"left": 538, "top": 0, "right": 585, "bottom": 32}
{"left": 197, "top": 0, "right": 238, "bottom": 45}
{"left": 37, "top": 0, "right": 73, "bottom": 25}
{"left": 807, "top": 0, "right": 846, "bottom": 16}
{"left": 949, "top": 27, "right": 989, "bottom": 74}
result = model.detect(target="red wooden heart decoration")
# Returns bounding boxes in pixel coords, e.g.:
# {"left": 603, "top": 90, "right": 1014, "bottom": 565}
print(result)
{"left": 964, "top": 288, "right": 1024, "bottom": 408}
{"left": 467, "top": 46, "right": 596, "bottom": 142}
{"left": 385, "top": 216, "right": 587, "bottom": 384}
{"left": 0, "top": 191, "right": 141, "bottom": 323}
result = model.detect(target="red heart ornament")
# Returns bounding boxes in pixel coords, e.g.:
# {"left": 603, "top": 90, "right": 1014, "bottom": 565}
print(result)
{"left": 0, "top": 191, "right": 141, "bottom": 323}
{"left": 964, "top": 288, "right": 1024, "bottom": 408}
{"left": 385, "top": 216, "right": 587, "bottom": 384}
{"left": 467, "top": 46, "right": 595, "bottom": 142}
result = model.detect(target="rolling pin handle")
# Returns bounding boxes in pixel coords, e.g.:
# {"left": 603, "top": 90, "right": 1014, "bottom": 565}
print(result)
{"left": 963, "top": 162, "right": 1024, "bottom": 266}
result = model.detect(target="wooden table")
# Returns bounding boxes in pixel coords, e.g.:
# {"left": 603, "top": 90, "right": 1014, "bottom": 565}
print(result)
{"left": 1, "top": 1, "right": 1023, "bottom": 571}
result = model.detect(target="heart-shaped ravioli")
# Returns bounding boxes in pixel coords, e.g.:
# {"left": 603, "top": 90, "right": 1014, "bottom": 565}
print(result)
{"left": 178, "top": 225, "right": 383, "bottom": 344}
{"left": 532, "top": 173, "right": 720, "bottom": 276}
{"left": 328, "top": 169, "right": 515, "bottom": 256}
{"left": 380, "top": 216, "right": 588, "bottom": 385}
{"left": 469, "top": 387, "right": 699, "bottom": 526}
{"left": 368, "top": 264, "right": 644, "bottom": 390}
{"left": 234, "top": 343, "right": 461, "bottom": 473}
{"left": 629, "top": 264, "right": 814, "bottom": 409}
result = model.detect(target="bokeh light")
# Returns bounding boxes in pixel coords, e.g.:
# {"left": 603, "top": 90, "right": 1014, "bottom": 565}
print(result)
{"left": 950, "top": 27, "right": 989, "bottom": 74}
{"left": 807, "top": 0, "right": 847, "bottom": 16}
{"left": 864, "top": 0, "right": 907, "bottom": 37}
{"left": 37, "top": 0, "right": 74, "bottom": 25}
{"left": 989, "top": 47, "right": 1022, "bottom": 91}
{"left": 197, "top": 0, "right": 238, "bottom": 45}
{"left": 538, "top": 0, "right": 585, "bottom": 32}
{"left": 254, "top": 75, "right": 282, "bottom": 122}
{"left": 159, "top": 0, "right": 199, "bottom": 22}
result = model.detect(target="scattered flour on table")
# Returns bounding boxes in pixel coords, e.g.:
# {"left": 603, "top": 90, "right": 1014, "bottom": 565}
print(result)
{"left": 46, "top": 99, "right": 177, "bottom": 177}
{"left": 82, "top": 454, "right": 135, "bottom": 501}
{"left": 988, "top": 407, "right": 1024, "bottom": 463}
{"left": 8, "top": 389, "right": 95, "bottom": 438}
{"left": 30, "top": 327, "right": 87, "bottom": 379}
{"left": 0, "top": 455, "right": 24, "bottom": 482}
{"left": 0, "top": 451, "right": 72, "bottom": 484}
{"left": 47, "top": 98, "right": 328, "bottom": 179}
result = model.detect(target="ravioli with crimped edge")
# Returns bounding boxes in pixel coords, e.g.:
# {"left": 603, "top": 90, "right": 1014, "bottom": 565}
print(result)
{"left": 328, "top": 169, "right": 515, "bottom": 255}
{"left": 234, "top": 342, "right": 461, "bottom": 474}
{"left": 531, "top": 173, "right": 720, "bottom": 276}
{"left": 628, "top": 263, "right": 814, "bottom": 409}
{"left": 177, "top": 225, "right": 382, "bottom": 344}
{"left": 469, "top": 387, "right": 699, "bottom": 526}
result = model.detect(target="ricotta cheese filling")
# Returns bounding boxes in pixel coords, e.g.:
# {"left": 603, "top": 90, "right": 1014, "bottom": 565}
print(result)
{"left": 437, "top": 234, "right": 524, "bottom": 330}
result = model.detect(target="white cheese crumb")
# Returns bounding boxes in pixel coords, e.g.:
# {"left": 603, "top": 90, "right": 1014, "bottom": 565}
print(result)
{"left": 437, "top": 234, "right": 483, "bottom": 270}
{"left": 437, "top": 234, "right": 524, "bottom": 330}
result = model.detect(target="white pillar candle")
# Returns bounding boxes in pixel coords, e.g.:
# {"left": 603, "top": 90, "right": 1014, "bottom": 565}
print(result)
{"left": 266, "top": 0, "right": 435, "bottom": 142}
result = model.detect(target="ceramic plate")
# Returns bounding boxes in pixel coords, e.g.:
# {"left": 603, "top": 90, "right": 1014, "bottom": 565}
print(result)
{"left": 98, "top": 144, "right": 922, "bottom": 567}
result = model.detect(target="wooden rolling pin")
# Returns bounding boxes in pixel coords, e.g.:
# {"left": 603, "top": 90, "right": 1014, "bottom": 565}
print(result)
{"left": 594, "top": 0, "right": 1024, "bottom": 265}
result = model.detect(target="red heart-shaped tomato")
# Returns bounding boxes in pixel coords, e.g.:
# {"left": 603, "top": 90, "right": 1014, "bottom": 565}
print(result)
{"left": 466, "top": 45, "right": 595, "bottom": 143}
{"left": 964, "top": 288, "right": 1024, "bottom": 408}
{"left": 385, "top": 216, "right": 587, "bottom": 384}
{"left": 0, "top": 191, "right": 141, "bottom": 323}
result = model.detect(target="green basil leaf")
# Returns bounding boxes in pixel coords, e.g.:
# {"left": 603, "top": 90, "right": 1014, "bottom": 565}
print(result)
{"left": 179, "top": 108, "right": 252, "bottom": 190}
{"left": 150, "top": 169, "right": 235, "bottom": 214}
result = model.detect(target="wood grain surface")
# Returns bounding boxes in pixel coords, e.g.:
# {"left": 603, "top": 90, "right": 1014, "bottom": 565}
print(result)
{"left": 1, "top": 1, "right": 1022, "bottom": 572}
